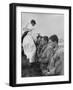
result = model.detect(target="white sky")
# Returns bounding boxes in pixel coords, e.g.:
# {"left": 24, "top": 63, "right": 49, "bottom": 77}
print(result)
{"left": 21, "top": 12, "right": 64, "bottom": 39}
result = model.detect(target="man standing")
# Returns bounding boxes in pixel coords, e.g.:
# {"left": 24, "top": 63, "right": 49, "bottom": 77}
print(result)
{"left": 22, "top": 19, "right": 38, "bottom": 63}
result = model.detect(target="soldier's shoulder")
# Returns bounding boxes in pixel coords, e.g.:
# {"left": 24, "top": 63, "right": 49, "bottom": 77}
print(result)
{"left": 56, "top": 46, "right": 64, "bottom": 55}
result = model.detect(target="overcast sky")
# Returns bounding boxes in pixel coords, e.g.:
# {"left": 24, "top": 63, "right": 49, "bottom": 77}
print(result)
{"left": 21, "top": 12, "right": 64, "bottom": 39}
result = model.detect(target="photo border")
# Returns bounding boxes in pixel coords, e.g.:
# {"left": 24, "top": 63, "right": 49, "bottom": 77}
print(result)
{"left": 9, "top": 3, "right": 71, "bottom": 87}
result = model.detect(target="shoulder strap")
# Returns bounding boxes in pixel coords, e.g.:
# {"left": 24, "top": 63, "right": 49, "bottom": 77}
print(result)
{"left": 21, "top": 31, "right": 29, "bottom": 43}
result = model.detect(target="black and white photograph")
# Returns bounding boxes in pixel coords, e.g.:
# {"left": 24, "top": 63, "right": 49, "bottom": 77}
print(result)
{"left": 10, "top": 3, "right": 71, "bottom": 87}
{"left": 21, "top": 13, "right": 64, "bottom": 77}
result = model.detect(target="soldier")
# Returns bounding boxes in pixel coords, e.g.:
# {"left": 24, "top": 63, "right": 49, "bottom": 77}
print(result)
{"left": 37, "top": 35, "right": 59, "bottom": 76}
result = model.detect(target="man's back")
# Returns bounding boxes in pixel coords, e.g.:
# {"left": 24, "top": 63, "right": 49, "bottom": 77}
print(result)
{"left": 53, "top": 47, "right": 64, "bottom": 75}
{"left": 37, "top": 43, "right": 55, "bottom": 75}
